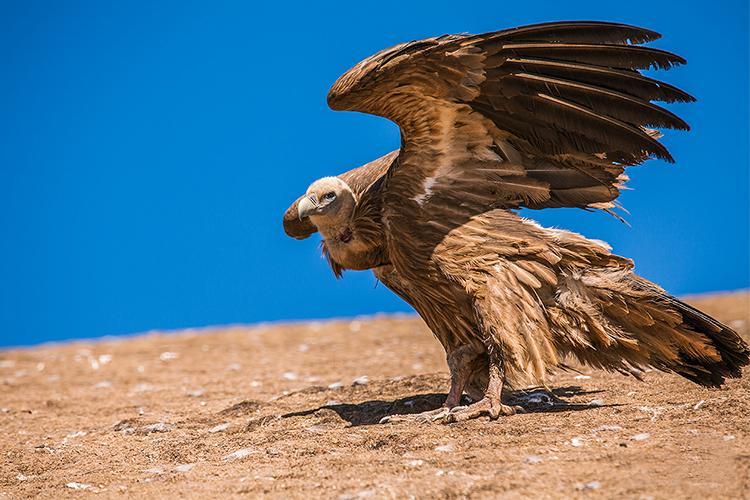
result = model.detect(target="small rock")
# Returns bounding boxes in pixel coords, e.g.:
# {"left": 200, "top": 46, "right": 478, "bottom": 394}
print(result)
{"left": 16, "top": 474, "right": 28, "bottom": 481}
{"left": 328, "top": 381, "right": 344, "bottom": 390}
{"left": 406, "top": 459, "right": 424, "bottom": 467}
{"left": 185, "top": 389, "right": 205, "bottom": 398}
{"left": 434, "top": 444, "right": 454, "bottom": 453}
{"left": 223, "top": 448, "right": 256, "bottom": 461}
{"left": 631, "top": 433, "right": 650, "bottom": 441}
{"left": 524, "top": 455, "right": 542, "bottom": 464}
{"left": 98, "top": 354, "right": 113, "bottom": 365}
{"left": 144, "top": 466, "right": 164, "bottom": 475}
{"left": 325, "top": 400, "right": 341, "bottom": 406}
{"left": 588, "top": 399, "right": 605, "bottom": 407}
{"left": 174, "top": 463, "right": 195, "bottom": 473}
{"left": 140, "top": 422, "right": 171, "bottom": 434}
{"left": 66, "top": 482, "right": 92, "bottom": 490}
{"left": 282, "top": 371, "right": 298, "bottom": 381}
{"left": 574, "top": 375, "right": 591, "bottom": 380}
{"left": 576, "top": 481, "right": 601, "bottom": 491}
{"left": 208, "top": 423, "right": 229, "bottom": 433}
{"left": 352, "top": 375, "right": 369, "bottom": 385}
{"left": 594, "top": 425, "right": 622, "bottom": 433}
{"left": 570, "top": 437, "right": 584, "bottom": 447}
{"left": 411, "top": 363, "right": 423, "bottom": 370}
{"left": 723, "top": 434, "right": 736, "bottom": 441}
{"left": 693, "top": 400, "right": 706, "bottom": 410}
{"left": 159, "top": 352, "right": 179, "bottom": 361}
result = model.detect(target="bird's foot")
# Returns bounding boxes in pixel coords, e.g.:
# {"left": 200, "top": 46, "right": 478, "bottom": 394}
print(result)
{"left": 443, "top": 397, "right": 525, "bottom": 423}
{"left": 379, "top": 406, "right": 451, "bottom": 424}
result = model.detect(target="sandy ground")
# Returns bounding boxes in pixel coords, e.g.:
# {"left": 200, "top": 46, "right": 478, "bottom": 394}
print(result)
{"left": 1, "top": 291, "right": 748, "bottom": 499}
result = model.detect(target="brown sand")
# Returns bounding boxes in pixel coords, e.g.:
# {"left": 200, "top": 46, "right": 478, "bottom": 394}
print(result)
{"left": 1, "top": 291, "right": 748, "bottom": 499}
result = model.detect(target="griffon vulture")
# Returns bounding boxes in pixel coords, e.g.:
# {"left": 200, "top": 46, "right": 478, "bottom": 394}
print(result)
{"left": 283, "top": 21, "right": 749, "bottom": 423}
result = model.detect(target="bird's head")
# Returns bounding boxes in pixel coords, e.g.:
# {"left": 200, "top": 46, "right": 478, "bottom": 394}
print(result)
{"left": 297, "top": 177, "right": 356, "bottom": 228}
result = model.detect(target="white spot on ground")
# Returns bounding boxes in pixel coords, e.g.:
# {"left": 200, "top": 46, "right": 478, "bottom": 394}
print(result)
{"left": 66, "top": 482, "right": 92, "bottom": 490}
{"left": 434, "top": 444, "right": 454, "bottom": 453}
{"left": 282, "top": 372, "right": 298, "bottom": 381}
{"left": 524, "top": 455, "right": 542, "bottom": 464}
{"left": 631, "top": 433, "right": 650, "bottom": 441}
{"left": 352, "top": 375, "right": 369, "bottom": 385}
{"left": 159, "top": 352, "right": 179, "bottom": 361}
{"left": 570, "top": 437, "right": 584, "bottom": 447}
{"left": 223, "top": 448, "right": 257, "bottom": 461}
{"left": 208, "top": 423, "right": 229, "bottom": 433}
{"left": 174, "top": 463, "right": 195, "bottom": 473}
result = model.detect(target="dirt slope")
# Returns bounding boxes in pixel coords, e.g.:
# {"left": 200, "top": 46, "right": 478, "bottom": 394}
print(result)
{"left": 1, "top": 291, "right": 748, "bottom": 499}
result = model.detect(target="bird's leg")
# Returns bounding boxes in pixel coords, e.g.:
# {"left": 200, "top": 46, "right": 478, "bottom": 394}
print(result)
{"left": 379, "top": 345, "right": 479, "bottom": 424}
{"left": 444, "top": 352, "right": 525, "bottom": 423}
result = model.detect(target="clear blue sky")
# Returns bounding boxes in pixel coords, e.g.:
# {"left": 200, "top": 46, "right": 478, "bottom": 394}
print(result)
{"left": 1, "top": 1, "right": 748, "bottom": 347}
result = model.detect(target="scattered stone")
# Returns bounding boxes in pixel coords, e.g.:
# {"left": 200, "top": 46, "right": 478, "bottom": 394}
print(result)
{"left": 328, "top": 381, "right": 344, "bottom": 390}
{"left": 631, "top": 433, "right": 650, "bottom": 441}
{"left": 576, "top": 481, "right": 601, "bottom": 491}
{"left": 411, "top": 363, "right": 423, "bottom": 370}
{"left": 574, "top": 375, "right": 591, "bottom": 380}
{"left": 144, "top": 467, "right": 164, "bottom": 475}
{"left": 16, "top": 474, "right": 28, "bottom": 481}
{"left": 570, "top": 437, "right": 584, "bottom": 447}
{"left": 588, "top": 399, "right": 605, "bottom": 407}
{"left": 34, "top": 444, "right": 55, "bottom": 454}
{"left": 406, "top": 459, "right": 424, "bottom": 467}
{"left": 594, "top": 425, "right": 622, "bottom": 433}
{"left": 174, "top": 463, "right": 195, "bottom": 473}
{"left": 282, "top": 371, "right": 298, "bottom": 381}
{"left": 223, "top": 448, "right": 256, "bottom": 461}
{"left": 159, "top": 352, "right": 179, "bottom": 361}
{"left": 185, "top": 389, "right": 205, "bottom": 398}
{"left": 250, "top": 380, "right": 262, "bottom": 387}
{"left": 325, "top": 400, "right": 341, "bottom": 406}
{"left": 524, "top": 455, "right": 542, "bottom": 464}
{"left": 98, "top": 354, "right": 113, "bottom": 365}
{"left": 139, "top": 422, "right": 171, "bottom": 434}
{"left": 693, "top": 400, "right": 706, "bottom": 410}
{"left": 208, "top": 423, "right": 229, "bottom": 433}
{"left": 66, "top": 482, "right": 92, "bottom": 490}
{"left": 352, "top": 375, "right": 369, "bottom": 386}
{"left": 723, "top": 435, "right": 736, "bottom": 441}
{"left": 435, "top": 444, "right": 454, "bottom": 453}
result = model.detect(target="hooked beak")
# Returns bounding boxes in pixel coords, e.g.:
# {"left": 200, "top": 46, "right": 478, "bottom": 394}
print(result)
{"left": 297, "top": 195, "right": 319, "bottom": 220}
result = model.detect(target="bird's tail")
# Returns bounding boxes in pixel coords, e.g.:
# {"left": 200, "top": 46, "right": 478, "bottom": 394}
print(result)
{"left": 554, "top": 270, "right": 749, "bottom": 387}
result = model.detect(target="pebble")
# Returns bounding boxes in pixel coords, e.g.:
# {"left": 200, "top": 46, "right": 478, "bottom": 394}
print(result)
{"left": 141, "top": 422, "right": 171, "bottom": 434}
{"left": 631, "top": 433, "right": 650, "bottom": 441}
{"left": 328, "top": 381, "right": 344, "bottom": 390}
{"left": 282, "top": 372, "right": 298, "bottom": 381}
{"left": 594, "top": 425, "right": 622, "bottom": 433}
{"left": 174, "top": 463, "right": 195, "bottom": 473}
{"left": 524, "top": 455, "right": 542, "bottom": 464}
{"left": 144, "top": 467, "right": 164, "bottom": 475}
{"left": 185, "top": 389, "right": 205, "bottom": 398}
{"left": 66, "top": 482, "right": 92, "bottom": 490}
{"left": 434, "top": 444, "right": 454, "bottom": 453}
{"left": 693, "top": 400, "right": 706, "bottom": 410}
{"left": 325, "top": 400, "right": 341, "bottom": 406}
{"left": 724, "top": 435, "right": 736, "bottom": 441}
{"left": 574, "top": 375, "right": 591, "bottom": 380}
{"left": 576, "top": 481, "right": 601, "bottom": 491}
{"left": 16, "top": 474, "right": 28, "bottom": 481}
{"left": 159, "top": 352, "right": 179, "bottom": 361}
{"left": 406, "top": 459, "right": 424, "bottom": 467}
{"left": 208, "top": 423, "right": 229, "bottom": 433}
{"left": 588, "top": 399, "right": 604, "bottom": 407}
{"left": 223, "top": 448, "right": 256, "bottom": 461}
{"left": 352, "top": 375, "right": 369, "bottom": 385}
{"left": 570, "top": 437, "right": 584, "bottom": 447}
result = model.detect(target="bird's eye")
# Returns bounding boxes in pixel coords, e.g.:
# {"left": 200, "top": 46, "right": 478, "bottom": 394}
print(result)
{"left": 324, "top": 192, "right": 336, "bottom": 201}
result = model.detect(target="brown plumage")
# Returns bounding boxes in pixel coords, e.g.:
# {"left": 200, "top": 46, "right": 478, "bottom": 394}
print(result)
{"left": 283, "top": 21, "right": 748, "bottom": 422}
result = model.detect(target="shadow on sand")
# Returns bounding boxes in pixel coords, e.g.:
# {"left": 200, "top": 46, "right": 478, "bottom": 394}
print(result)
{"left": 281, "top": 386, "right": 615, "bottom": 426}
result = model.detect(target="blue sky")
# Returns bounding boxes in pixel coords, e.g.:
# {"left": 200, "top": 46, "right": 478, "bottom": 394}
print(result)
{"left": 1, "top": 1, "right": 748, "bottom": 347}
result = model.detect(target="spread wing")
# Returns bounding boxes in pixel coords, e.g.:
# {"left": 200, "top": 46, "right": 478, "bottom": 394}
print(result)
{"left": 328, "top": 21, "right": 693, "bottom": 213}
{"left": 282, "top": 151, "right": 397, "bottom": 239}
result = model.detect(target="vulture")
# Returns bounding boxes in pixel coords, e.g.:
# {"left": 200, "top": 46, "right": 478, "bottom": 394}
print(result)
{"left": 283, "top": 21, "right": 749, "bottom": 423}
